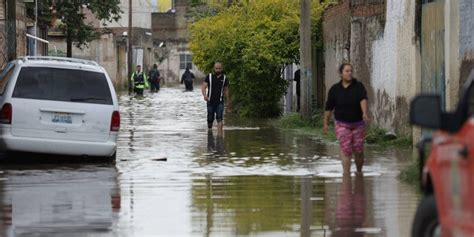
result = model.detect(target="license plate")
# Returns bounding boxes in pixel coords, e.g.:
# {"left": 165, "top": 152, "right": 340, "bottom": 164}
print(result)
{"left": 52, "top": 113, "right": 73, "bottom": 124}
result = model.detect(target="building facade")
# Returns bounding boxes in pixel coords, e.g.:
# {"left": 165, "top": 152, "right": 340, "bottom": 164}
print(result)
{"left": 48, "top": 0, "right": 156, "bottom": 89}
{"left": 0, "top": 0, "right": 28, "bottom": 68}
{"left": 152, "top": 0, "right": 205, "bottom": 83}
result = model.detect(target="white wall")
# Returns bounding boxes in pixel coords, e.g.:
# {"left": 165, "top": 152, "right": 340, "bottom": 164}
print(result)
{"left": 370, "top": 0, "right": 418, "bottom": 134}
{"left": 106, "top": 0, "right": 156, "bottom": 29}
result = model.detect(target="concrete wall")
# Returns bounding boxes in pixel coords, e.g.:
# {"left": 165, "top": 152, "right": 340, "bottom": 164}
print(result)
{"left": 49, "top": 33, "right": 118, "bottom": 82}
{"left": 370, "top": 0, "right": 419, "bottom": 135}
{"left": 458, "top": 0, "right": 474, "bottom": 92}
{"left": 152, "top": 0, "right": 205, "bottom": 83}
{"left": 49, "top": 27, "right": 155, "bottom": 90}
{"left": 444, "top": 0, "right": 474, "bottom": 109}
{"left": 107, "top": 0, "right": 156, "bottom": 29}
{"left": 322, "top": 1, "right": 351, "bottom": 95}
{"left": 0, "top": 0, "right": 28, "bottom": 68}
{"left": 156, "top": 41, "right": 205, "bottom": 83}
{"left": 0, "top": 0, "right": 5, "bottom": 68}
{"left": 445, "top": 0, "right": 461, "bottom": 110}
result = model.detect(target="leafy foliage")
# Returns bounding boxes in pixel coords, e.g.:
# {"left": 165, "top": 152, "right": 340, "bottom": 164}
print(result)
{"left": 25, "top": 1, "right": 53, "bottom": 29}
{"left": 190, "top": 0, "right": 327, "bottom": 117}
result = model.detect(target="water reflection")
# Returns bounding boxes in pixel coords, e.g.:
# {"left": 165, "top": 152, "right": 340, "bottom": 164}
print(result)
{"left": 0, "top": 164, "right": 120, "bottom": 237}
{"left": 332, "top": 174, "right": 366, "bottom": 237}
{"left": 207, "top": 130, "right": 226, "bottom": 158}
{"left": 191, "top": 176, "right": 305, "bottom": 236}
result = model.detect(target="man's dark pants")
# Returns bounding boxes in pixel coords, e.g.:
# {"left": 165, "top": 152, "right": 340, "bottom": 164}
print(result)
{"left": 184, "top": 81, "right": 193, "bottom": 91}
{"left": 207, "top": 102, "right": 224, "bottom": 128}
{"left": 134, "top": 88, "right": 144, "bottom": 96}
{"left": 150, "top": 81, "right": 160, "bottom": 92}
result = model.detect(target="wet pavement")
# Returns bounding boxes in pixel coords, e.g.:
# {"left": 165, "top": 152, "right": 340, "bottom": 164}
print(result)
{"left": 0, "top": 87, "right": 420, "bottom": 237}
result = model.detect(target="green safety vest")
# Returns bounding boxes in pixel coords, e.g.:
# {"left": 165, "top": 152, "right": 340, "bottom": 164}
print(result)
{"left": 131, "top": 72, "right": 149, "bottom": 89}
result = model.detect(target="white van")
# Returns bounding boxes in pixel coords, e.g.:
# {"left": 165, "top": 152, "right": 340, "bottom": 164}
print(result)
{"left": 0, "top": 57, "right": 120, "bottom": 160}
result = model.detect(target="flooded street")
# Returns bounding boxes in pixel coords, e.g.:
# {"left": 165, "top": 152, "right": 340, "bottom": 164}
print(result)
{"left": 0, "top": 87, "right": 420, "bottom": 237}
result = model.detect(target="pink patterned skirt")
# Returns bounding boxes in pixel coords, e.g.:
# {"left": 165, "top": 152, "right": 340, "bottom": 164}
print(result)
{"left": 335, "top": 120, "right": 366, "bottom": 157}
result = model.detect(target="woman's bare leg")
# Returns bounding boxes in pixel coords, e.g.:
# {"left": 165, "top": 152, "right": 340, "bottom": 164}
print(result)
{"left": 354, "top": 152, "right": 364, "bottom": 173}
{"left": 340, "top": 152, "right": 352, "bottom": 175}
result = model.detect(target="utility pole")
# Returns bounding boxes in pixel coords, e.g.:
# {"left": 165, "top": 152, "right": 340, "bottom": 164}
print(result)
{"left": 127, "top": 0, "right": 133, "bottom": 94}
{"left": 6, "top": 0, "right": 16, "bottom": 61}
{"left": 299, "top": 0, "right": 312, "bottom": 119}
{"left": 34, "top": 0, "right": 38, "bottom": 56}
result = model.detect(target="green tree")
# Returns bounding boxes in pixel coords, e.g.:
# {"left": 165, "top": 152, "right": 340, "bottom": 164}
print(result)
{"left": 190, "top": 0, "right": 328, "bottom": 117}
{"left": 48, "top": 0, "right": 122, "bottom": 57}
{"left": 25, "top": 1, "right": 53, "bottom": 29}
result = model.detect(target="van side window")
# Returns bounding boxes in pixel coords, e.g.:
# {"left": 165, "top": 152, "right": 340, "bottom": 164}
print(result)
{"left": 0, "top": 63, "right": 15, "bottom": 95}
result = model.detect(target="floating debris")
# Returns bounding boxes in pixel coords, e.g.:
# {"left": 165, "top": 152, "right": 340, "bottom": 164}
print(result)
{"left": 152, "top": 158, "right": 168, "bottom": 162}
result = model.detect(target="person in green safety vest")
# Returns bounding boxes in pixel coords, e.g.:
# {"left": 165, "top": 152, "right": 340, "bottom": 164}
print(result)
{"left": 131, "top": 65, "right": 149, "bottom": 95}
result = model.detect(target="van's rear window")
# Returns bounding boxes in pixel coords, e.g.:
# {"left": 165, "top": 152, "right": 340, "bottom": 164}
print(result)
{"left": 13, "top": 67, "right": 113, "bottom": 105}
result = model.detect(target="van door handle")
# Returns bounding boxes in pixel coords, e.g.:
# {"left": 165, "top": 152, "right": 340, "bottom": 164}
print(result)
{"left": 459, "top": 145, "right": 469, "bottom": 159}
{"left": 55, "top": 127, "right": 67, "bottom": 133}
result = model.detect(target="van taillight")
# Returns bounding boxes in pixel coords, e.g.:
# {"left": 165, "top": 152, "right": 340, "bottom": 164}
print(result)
{"left": 111, "top": 111, "right": 120, "bottom": 132}
{"left": 0, "top": 103, "right": 12, "bottom": 124}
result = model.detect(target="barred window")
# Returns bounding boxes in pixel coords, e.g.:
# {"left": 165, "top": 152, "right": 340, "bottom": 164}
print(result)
{"left": 180, "top": 54, "right": 193, "bottom": 70}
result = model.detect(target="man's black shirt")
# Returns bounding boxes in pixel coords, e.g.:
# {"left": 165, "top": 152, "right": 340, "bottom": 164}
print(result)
{"left": 325, "top": 79, "right": 368, "bottom": 123}
{"left": 205, "top": 73, "right": 229, "bottom": 105}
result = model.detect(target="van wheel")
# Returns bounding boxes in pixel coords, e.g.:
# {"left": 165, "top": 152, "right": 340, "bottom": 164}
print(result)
{"left": 412, "top": 195, "right": 441, "bottom": 237}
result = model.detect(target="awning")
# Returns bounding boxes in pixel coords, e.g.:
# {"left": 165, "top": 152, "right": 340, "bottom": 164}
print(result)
{"left": 26, "top": 33, "right": 49, "bottom": 44}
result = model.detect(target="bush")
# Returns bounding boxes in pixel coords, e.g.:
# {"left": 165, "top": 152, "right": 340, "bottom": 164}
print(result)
{"left": 275, "top": 112, "right": 337, "bottom": 141}
{"left": 399, "top": 158, "right": 420, "bottom": 187}
{"left": 277, "top": 113, "right": 308, "bottom": 129}
{"left": 189, "top": 0, "right": 328, "bottom": 117}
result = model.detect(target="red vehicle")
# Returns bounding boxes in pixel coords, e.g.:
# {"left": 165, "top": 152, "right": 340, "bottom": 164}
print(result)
{"left": 410, "top": 71, "right": 474, "bottom": 237}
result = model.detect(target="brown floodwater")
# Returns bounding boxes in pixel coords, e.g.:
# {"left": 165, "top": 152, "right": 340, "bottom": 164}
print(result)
{"left": 0, "top": 87, "right": 420, "bottom": 237}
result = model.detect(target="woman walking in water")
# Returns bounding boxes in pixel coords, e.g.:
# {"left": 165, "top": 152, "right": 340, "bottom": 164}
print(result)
{"left": 323, "top": 63, "right": 369, "bottom": 174}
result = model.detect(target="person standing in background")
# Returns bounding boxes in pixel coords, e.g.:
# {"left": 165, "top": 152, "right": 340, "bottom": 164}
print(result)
{"left": 149, "top": 64, "right": 161, "bottom": 93}
{"left": 294, "top": 69, "right": 301, "bottom": 112}
{"left": 181, "top": 67, "right": 195, "bottom": 91}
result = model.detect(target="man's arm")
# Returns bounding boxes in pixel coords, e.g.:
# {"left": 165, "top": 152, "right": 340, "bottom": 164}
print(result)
{"left": 202, "top": 82, "right": 209, "bottom": 101}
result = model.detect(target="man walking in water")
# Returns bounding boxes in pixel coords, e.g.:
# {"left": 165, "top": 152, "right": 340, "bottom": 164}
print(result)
{"left": 202, "top": 62, "right": 229, "bottom": 131}
{"left": 149, "top": 64, "right": 161, "bottom": 93}
{"left": 181, "top": 67, "right": 195, "bottom": 91}
{"left": 131, "top": 65, "right": 148, "bottom": 96}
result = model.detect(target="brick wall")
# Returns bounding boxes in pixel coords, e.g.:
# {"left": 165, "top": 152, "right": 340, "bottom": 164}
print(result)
{"left": 323, "top": 0, "right": 350, "bottom": 22}
{"left": 352, "top": 2, "right": 385, "bottom": 18}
